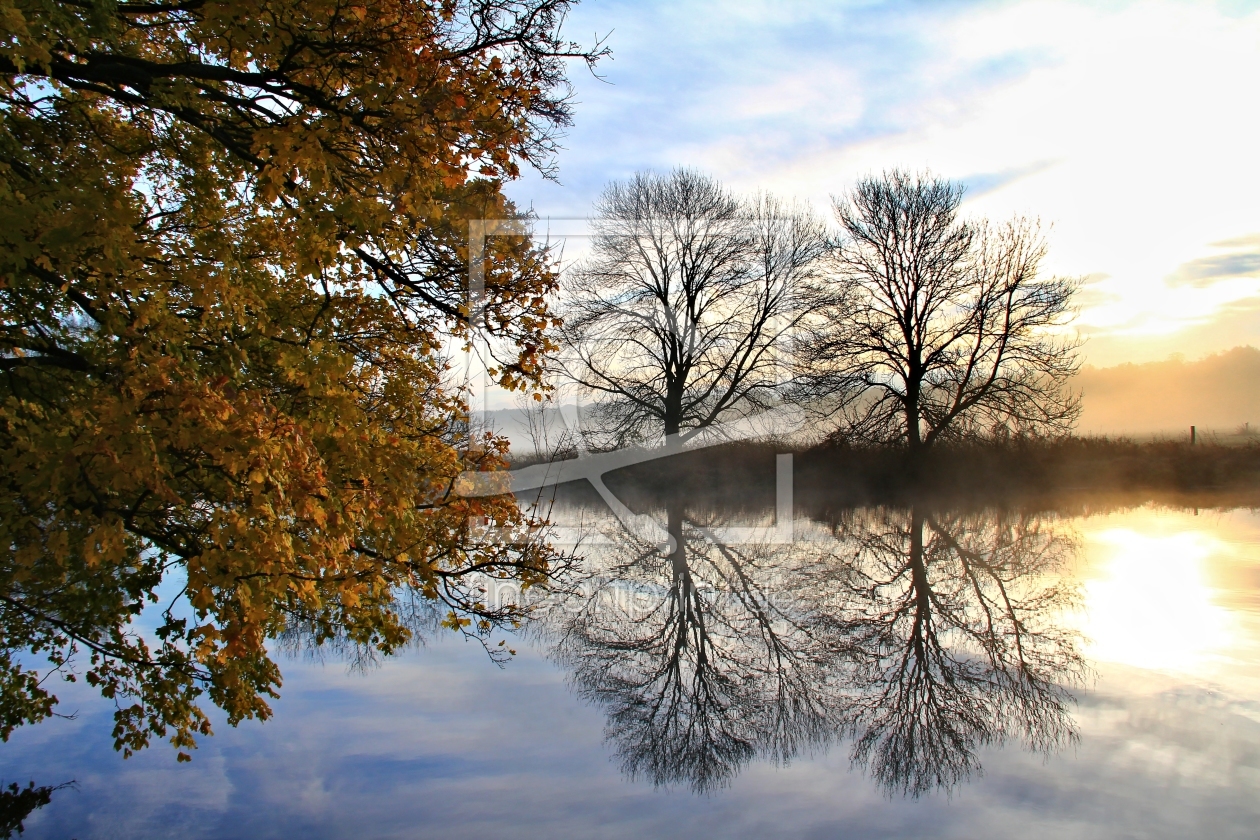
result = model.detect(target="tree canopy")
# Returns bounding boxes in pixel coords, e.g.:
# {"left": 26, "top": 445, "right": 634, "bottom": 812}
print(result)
{"left": 0, "top": 0, "right": 601, "bottom": 758}
{"left": 805, "top": 171, "right": 1081, "bottom": 451}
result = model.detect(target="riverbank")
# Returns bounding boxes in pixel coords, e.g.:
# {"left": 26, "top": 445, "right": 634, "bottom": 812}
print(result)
{"left": 542, "top": 437, "right": 1260, "bottom": 514}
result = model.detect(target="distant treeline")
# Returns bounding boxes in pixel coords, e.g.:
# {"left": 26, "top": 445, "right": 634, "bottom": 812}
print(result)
{"left": 798, "top": 437, "right": 1260, "bottom": 509}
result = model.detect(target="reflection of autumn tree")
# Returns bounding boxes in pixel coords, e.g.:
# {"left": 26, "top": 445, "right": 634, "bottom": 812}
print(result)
{"left": 542, "top": 499, "right": 1084, "bottom": 796}
{"left": 0, "top": 780, "right": 72, "bottom": 838}
{"left": 825, "top": 507, "right": 1085, "bottom": 796}
{"left": 277, "top": 534, "right": 578, "bottom": 669}
{"left": 544, "top": 500, "right": 848, "bottom": 792}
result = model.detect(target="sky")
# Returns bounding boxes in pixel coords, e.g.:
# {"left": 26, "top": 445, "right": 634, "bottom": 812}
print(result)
{"left": 505, "top": 0, "right": 1260, "bottom": 368}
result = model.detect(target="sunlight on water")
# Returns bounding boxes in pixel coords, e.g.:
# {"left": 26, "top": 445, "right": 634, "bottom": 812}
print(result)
{"left": 1075, "top": 508, "right": 1260, "bottom": 684}
{"left": 1082, "top": 528, "right": 1232, "bottom": 672}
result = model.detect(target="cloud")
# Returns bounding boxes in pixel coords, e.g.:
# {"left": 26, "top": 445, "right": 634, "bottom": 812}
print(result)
{"left": 510, "top": 0, "right": 1260, "bottom": 364}
{"left": 1166, "top": 246, "right": 1260, "bottom": 288}
{"left": 1212, "top": 233, "right": 1260, "bottom": 249}
{"left": 15, "top": 618, "right": 1260, "bottom": 838}
{"left": 961, "top": 159, "right": 1061, "bottom": 200}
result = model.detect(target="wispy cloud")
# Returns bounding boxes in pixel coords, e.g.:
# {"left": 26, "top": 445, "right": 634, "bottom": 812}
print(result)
{"left": 14, "top": 636, "right": 1260, "bottom": 838}
{"left": 1166, "top": 235, "right": 1260, "bottom": 288}
{"left": 961, "top": 159, "right": 1062, "bottom": 199}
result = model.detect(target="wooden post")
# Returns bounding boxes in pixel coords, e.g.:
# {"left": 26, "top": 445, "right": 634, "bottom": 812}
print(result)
{"left": 1191, "top": 425, "right": 1196, "bottom": 445}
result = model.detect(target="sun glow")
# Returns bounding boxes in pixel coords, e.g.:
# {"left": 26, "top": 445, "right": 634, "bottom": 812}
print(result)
{"left": 1080, "top": 526, "right": 1234, "bottom": 674}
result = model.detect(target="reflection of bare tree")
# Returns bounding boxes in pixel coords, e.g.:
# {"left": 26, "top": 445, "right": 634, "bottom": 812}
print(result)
{"left": 541, "top": 500, "right": 1084, "bottom": 796}
{"left": 826, "top": 507, "right": 1085, "bottom": 795}
{"left": 543, "top": 499, "right": 847, "bottom": 792}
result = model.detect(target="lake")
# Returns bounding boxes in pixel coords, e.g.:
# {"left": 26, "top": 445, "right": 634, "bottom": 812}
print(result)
{"left": 4, "top": 466, "right": 1260, "bottom": 839}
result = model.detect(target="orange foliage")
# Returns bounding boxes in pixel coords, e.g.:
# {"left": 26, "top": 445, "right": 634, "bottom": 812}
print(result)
{"left": 0, "top": 0, "right": 597, "bottom": 757}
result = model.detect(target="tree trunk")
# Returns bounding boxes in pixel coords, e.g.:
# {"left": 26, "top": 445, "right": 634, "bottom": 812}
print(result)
{"left": 663, "top": 379, "right": 684, "bottom": 438}
{"left": 905, "top": 368, "right": 924, "bottom": 453}
{"left": 667, "top": 499, "right": 687, "bottom": 575}
{"left": 908, "top": 507, "right": 931, "bottom": 642}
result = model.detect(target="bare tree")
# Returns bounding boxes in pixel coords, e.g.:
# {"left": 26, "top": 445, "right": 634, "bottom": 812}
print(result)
{"left": 513, "top": 390, "right": 581, "bottom": 462}
{"left": 826, "top": 506, "right": 1085, "bottom": 796}
{"left": 534, "top": 497, "right": 1083, "bottom": 796}
{"left": 804, "top": 171, "right": 1081, "bottom": 452}
{"left": 542, "top": 500, "right": 848, "bottom": 792}
{"left": 560, "top": 170, "right": 827, "bottom": 447}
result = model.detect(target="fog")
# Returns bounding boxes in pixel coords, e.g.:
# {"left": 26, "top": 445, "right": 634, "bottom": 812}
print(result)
{"left": 1075, "top": 345, "right": 1260, "bottom": 438}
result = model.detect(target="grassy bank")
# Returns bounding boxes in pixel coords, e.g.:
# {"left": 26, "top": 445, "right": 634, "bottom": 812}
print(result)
{"left": 795, "top": 436, "right": 1260, "bottom": 511}
{"left": 560, "top": 437, "right": 1260, "bottom": 515}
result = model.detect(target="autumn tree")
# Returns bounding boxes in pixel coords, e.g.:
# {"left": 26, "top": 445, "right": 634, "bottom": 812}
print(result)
{"left": 0, "top": 779, "right": 71, "bottom": 837}
{"left": 804, "top": 171, "right": 1081, "bottom": 452}
{"left": 0, "top": 0, "right": 603, "bottom": 758}
{"left": 560, "top": 169, "right": 827, "bottom": 446}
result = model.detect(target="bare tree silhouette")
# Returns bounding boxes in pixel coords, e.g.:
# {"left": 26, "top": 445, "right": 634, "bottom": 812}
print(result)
{"left": 561, "top": 170, "right": 827, "bottom": 447}
{"left": 820, "top": 506, "right": 1085, "bottom": 795}
{"left": 803, "top": 171, "right": 1081, "bottom": 451}
{"left": 541, "top": 499, "right": 848, "bottom": 791}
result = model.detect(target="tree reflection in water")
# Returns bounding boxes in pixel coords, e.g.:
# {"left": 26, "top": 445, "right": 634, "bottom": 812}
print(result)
{"left": 542, "top": 500, "right": 849, "bottom": 792}
{"left": 831, "top": 507, "right": 1085, "bottom": 795}
{"left": 538, "top": 501, "right": 1085, "bottom": 795}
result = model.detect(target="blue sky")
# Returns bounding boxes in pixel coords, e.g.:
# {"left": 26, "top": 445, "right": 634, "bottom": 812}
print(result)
{"left": 507, "top": 0, "right": 1260, "bottom": 367}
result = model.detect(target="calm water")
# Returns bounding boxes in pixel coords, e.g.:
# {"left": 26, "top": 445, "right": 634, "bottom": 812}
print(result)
{"left": 4, "top": 486, "right": 1260, "bottom": 838}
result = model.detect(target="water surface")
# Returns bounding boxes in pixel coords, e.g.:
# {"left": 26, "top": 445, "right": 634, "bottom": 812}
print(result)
{"left": 4, "top": 488, "right": 1260, "bottom": 838}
